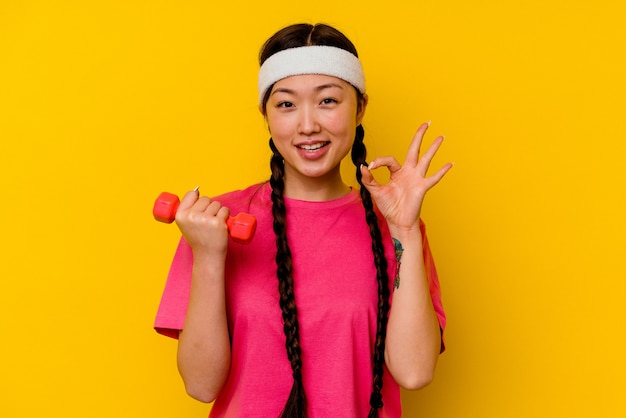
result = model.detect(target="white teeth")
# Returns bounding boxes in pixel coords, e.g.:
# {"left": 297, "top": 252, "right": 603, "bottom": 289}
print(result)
{"left": 298, "top": 142, "right": 327, "bottom": 151}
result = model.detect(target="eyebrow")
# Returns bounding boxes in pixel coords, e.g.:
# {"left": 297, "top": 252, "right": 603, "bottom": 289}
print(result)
{"left": 271, "top": 82, "right": 345, "bottom": 97}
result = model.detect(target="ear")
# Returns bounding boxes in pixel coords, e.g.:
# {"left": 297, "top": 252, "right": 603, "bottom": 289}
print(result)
{"left": 356, "top": 93, "right": 368, "bottom": 125}
{"left": 259, "top": 104, "right": 271, "bottom": 133}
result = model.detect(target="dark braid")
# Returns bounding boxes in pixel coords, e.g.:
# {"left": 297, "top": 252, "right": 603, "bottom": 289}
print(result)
{"left": 351, "top": 125, "right": 391, "bottom": 418}
{"left": 269, "top": 139, "right": 307, "bottom": 418}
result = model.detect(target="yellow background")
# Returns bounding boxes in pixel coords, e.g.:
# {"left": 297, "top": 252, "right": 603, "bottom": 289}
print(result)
{"left": 1, "top": 1, "right": 624, "bottom": 417}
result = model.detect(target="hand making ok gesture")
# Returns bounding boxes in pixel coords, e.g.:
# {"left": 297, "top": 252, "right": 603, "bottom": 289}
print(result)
{"left": 360, "top": 122, "right": 453, "bottom": 233}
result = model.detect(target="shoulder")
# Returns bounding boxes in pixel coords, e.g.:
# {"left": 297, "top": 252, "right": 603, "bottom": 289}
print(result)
{"left": 212, "top": 182, "right": 270, "bottom": 211}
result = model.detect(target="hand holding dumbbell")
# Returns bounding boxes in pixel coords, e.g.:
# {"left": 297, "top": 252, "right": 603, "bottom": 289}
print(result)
{"left": 153, "top": 191, "right": 256, "bottom": 244}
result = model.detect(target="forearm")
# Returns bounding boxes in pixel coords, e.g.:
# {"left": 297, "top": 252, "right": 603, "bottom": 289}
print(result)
{"left": 384, "top": 227, "right": 441, "bottom": 390}
{"left": 177, "top": 252, "right": 231, "bottom": 402}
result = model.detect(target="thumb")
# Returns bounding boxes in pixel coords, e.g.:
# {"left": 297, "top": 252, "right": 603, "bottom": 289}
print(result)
{"left": 178, "top": 186, "right": 200, "bottom": 211}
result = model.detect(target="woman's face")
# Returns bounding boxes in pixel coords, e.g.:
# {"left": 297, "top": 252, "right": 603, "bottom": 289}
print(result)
{"left": 263, "top": 74, "right": 367, "bottom": 186}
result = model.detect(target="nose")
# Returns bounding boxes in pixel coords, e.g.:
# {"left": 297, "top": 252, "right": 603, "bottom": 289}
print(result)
{"left": 298, "top": 105, "right": 321, "bottom": 135}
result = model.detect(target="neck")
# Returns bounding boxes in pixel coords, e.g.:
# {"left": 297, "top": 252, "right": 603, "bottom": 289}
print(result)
{"left": 282, "top": 166, "right": 351, "bottom": 201}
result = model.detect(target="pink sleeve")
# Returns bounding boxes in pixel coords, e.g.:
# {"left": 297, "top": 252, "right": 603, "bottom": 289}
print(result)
{"left": 420, "top": 220, "right": 447, "bottom": 353}
{"left": 154, "top": 237, "right": 193, "bottom": 339}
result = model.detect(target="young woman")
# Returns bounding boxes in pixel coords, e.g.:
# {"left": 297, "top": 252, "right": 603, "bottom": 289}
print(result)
{"left": 155, "top": 23, "right": 452, "bottom": 417}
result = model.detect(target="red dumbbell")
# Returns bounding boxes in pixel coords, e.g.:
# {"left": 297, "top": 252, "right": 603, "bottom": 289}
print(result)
{"left": 153, "top": 192, "right": 257, "bottom": 244}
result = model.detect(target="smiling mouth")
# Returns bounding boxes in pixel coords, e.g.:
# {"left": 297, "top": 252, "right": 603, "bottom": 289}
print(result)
{"left": 296, "top": 142, "right": 330, "bottom": 152}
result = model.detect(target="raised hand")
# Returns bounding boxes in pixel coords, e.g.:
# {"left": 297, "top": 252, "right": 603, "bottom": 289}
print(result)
{"left": 175, "top": 188, "right": 231, "bottom": 255}
{"left": 359, "top": 122, "right": 453, "bottom": 232}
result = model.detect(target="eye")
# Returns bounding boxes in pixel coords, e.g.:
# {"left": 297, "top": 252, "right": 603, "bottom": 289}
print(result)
{"left": 321, "top": 98, "right": 338, "bottom": 105}
{"left": 277, "top": 101, "right": 294, "bottom": 108}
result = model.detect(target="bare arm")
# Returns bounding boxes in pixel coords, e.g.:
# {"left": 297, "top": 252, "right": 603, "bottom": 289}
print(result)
{"left": 174, "top": 189, "right": 232, "bottom": 402}
{"left": 383, "top": 226, "right": 441, "bottom": 389}
{"left": 360, "top": 122, "right": 452, "bottom": 389}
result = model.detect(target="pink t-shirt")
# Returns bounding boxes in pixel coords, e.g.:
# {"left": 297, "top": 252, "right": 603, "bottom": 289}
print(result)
{"left": 155, "top": 183, "right": 446, "bottom": 417}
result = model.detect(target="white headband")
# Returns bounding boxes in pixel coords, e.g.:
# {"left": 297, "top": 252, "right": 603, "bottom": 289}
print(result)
{"left": 257, "top": 45, "right": 366, "bottom": 104}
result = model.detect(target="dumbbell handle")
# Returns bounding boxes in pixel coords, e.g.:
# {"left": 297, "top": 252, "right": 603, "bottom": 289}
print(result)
{"left": 153, "top": 192, "right": 257, "bottom": 244}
